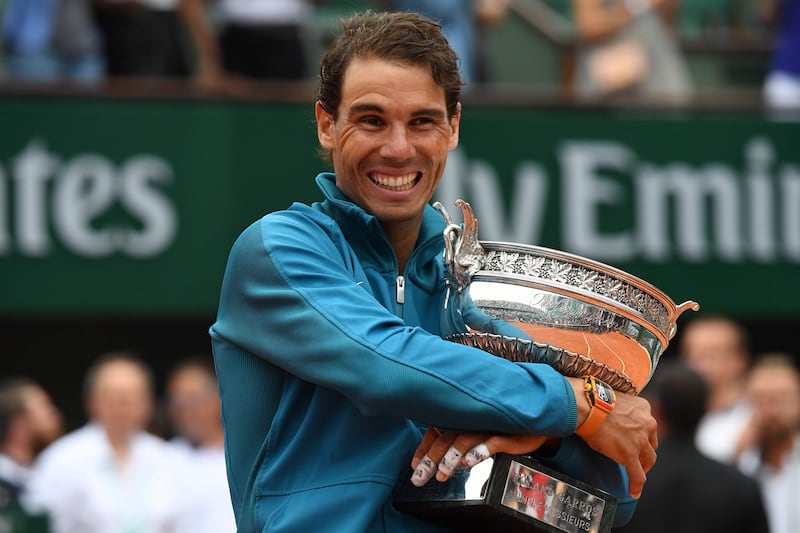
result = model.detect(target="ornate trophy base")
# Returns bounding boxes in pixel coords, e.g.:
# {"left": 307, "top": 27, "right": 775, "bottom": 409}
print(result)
{"left": 394, "top": 453, "right": 617, "bottom": 533}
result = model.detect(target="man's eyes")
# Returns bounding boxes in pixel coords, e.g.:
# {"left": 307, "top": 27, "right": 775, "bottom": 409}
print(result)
{"left": 361, "top": 116, "right": 383, "bottom": 126}
{"left": 410, "top": 117, "right": 437, "bottom": 126}
{"left": 358, "top": 116, "right": 438, "bottom": 127}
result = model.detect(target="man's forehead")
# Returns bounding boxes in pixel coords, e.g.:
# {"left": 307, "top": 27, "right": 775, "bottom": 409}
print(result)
{"left": 341, "top": 56, "right": 438, "bottom": 90}
{"left": 339, "top": 58, "right": 446, "bottom": 111}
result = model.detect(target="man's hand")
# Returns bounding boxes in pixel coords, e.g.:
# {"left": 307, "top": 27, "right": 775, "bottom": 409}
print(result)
{"left": 410, "top": 428, "right": 551, "bottom": 487}
{"left": 410, "top": 378, "right": 658, "bottom": 499}
{"left": 575, "top": 383, "right": 658, "bottom": 499}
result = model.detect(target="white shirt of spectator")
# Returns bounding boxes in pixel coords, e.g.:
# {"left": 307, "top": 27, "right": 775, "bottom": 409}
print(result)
{"left": 169, "top": 438, "right": 236, "bottom": 533}
{"left": 23, "top": 423, "right": 186, "bottom": 533}
{"left": 695, "top": 399, "right": 752, "bottom": 463}
{"left": 739, "top": 436, "right": 800, "bottom": 533}
{"left": 100, "top": 0, "right": 181, "bottom": 11}
{"left": 219, "top": 0, "right": 313, "bottom": 26}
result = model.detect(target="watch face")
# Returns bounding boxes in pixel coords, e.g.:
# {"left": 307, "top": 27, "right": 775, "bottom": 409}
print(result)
{"left": 595, "top": 381, "right": 615, "bottom": 409}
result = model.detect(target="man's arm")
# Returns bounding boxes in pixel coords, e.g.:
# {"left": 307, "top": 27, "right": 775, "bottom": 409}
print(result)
{"left": 212, "top": 210, "right": 577, "bottom": 437}
{"left": 177, "top": 0, "right": 223, "bottom": 86}
{"left": 411, "top": 377, "right": 656, "bottom": 499}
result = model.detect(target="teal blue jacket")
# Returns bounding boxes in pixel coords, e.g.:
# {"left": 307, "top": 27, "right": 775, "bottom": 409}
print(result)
{"left": 209, "top": 173, "right": 636, "bottom": 532}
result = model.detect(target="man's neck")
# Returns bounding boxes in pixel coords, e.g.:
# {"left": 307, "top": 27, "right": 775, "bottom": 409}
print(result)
{"left": 762, "top": 434, "right": 798, "bottom": 471}
{"left": 382, "top": 219, "right": 422, "bottom": 274}
{"left": 708, "top": 382, "right": 744, "bottom": 412}
{"left": 0, "top": 442, "right": 34, "bottom": 467}
{"left": 105, "top": 429, "right": 134, "bottom": 467}
{"left": 192, "top": 429, "right": 225, "bottom": 450}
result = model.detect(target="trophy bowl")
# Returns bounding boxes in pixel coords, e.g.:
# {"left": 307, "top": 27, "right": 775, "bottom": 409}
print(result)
{"left": 395, "top": 200, "right": 700, "bottom": 533}
{"left": 436, "top": 200, "right": 699, "bottom": 395}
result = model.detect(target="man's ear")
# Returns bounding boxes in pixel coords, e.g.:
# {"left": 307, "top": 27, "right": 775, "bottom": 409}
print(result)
{"left": 448, "top": 102, "right": 461, "bottom": 150}
{"left": 316, "top": 101, "right": 335, "bottom": 150}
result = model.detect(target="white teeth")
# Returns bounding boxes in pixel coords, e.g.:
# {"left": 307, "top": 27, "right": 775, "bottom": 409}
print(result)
{"left": 370, "top": 172, "right": 418, "bottom": 191}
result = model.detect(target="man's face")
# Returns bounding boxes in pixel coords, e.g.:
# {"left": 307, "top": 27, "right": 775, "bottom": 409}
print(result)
{"left": 22, "top": 385, "right": 64, "bottom": 454}
{"left": 87, "top": 360, "right": 153, "bottom": 440}
{"left": 167, "top": 367, "right": 221, "bottom": 445}
{"left": 747, "top": 365, "right": 800, "bottom": 443}
{"left": 316, "top": 56, "right": 460, "bottom": 230}
{"left": 680, "top": 321, "right": 747, "bottom": 387}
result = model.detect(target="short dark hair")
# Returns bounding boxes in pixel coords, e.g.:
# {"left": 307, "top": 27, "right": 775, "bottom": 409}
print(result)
{"left": 168, "top": 354, "right": 218, "bottom": 384}
{"left": 82, "top": 351, "right": 155, "bottom": 399}
{"left": 0, "top": 377, "right": 38, "bottom": 443}
{"left": 645, "top": 359, "right": 708, "bottom": 436}
{"left": 680, "top": 314, "right": 751, "bottom": 355}
{"left": 316, "top": 10, "right": 463, "bottom": 121}
{"left": 750, "top": 352, "right": 800, "bottom": 384}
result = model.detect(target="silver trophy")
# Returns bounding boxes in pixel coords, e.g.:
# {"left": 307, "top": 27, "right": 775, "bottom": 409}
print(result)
{"left": 395, "top": 200, "right": 699, "bottom": 533}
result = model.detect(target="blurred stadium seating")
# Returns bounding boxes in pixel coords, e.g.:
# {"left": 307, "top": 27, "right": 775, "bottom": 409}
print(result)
{"left": 309, "top": 0, "right": 772, "bottom": 99}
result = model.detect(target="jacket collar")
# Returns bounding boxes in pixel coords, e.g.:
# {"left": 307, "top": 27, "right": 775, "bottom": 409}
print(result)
{"left": 313, "top": 173, "right": 446, "bottom": 289}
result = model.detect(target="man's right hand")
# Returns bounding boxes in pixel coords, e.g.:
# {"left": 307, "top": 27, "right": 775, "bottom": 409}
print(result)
{"left": 568, "top": 377, "right": 658, "bottom": 498}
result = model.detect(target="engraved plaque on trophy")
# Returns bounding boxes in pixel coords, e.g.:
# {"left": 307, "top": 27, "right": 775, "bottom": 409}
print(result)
{"left": 395, "top": 453, "right": 617, "bottom": 533}
{"left": 394, "top": 200, "right": 699, "bottom": 532}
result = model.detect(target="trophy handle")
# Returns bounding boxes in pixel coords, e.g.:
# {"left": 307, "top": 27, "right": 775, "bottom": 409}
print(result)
{"left": 433, "top": 200, "right": 486, "bottom": 294}
{"left": 668, "top": 300, "right": 701, "bottom": 339}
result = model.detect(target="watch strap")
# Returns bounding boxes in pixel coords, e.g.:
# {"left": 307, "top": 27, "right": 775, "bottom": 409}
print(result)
{"left": 575, "top": 376, "right": 616, "bottom": 438}
{"left": 575, "top": 401, "right": 609, "bottom": 437}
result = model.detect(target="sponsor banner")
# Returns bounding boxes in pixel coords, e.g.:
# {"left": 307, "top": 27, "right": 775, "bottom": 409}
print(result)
{"left": 0, "top": 97, "right": 797, "bottom": 317}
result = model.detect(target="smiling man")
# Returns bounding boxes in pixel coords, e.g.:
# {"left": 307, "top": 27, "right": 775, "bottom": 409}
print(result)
{"left": 315, "top": 54, "right": 459, "bottom": 273}
{"left": 209, "top": 10, "right": 657, "bottom": 533}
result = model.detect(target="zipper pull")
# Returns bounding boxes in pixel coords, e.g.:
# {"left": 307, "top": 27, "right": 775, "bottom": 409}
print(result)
{"left": 395, "top": 275, "right": 405, "bottom": 304}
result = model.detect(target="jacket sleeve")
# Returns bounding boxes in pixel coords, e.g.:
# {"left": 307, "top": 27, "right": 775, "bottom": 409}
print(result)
{"left": 210, "top": 211, "right": 577, "bottom": 437}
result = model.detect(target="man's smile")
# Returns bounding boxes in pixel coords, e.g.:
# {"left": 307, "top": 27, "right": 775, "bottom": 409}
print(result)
{"left": 369, "top": 171, "right": 421, "bottom": 192}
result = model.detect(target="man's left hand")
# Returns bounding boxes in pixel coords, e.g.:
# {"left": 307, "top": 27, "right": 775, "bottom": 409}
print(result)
{"left": 410, "top": 427, "right": 551, "bottom": 486}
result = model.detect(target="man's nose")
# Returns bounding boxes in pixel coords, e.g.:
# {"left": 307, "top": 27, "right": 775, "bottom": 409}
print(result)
{"left": 379, "top": 126, "right": 416, "bottom": 159}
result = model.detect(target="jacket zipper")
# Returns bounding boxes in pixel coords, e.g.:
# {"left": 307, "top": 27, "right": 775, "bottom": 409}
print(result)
{"left": 395, "top": 275, "right": 405, "bottom": 310}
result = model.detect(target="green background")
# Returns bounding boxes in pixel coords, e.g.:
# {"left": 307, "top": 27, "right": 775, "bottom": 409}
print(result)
{"left": 0, "top": 96, "right": 797, "bottom": 321}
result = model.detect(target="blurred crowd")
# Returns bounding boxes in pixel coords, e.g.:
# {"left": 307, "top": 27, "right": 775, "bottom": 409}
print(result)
{"left": 3, "top": 316, "right": 800, "bottom": 532}
{"left": 616, "top": 315, "right": 800, "bottom": 533}
{"left": 0, "top": 0, "right": 797, "bottom": 111}
{"left": 0, "top": 0, "right": 323, "bottom": 87}
{"left": 0, "top": 352, "right": 235, "bottom": 533}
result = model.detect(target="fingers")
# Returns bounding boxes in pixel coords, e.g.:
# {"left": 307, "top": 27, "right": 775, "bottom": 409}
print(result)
{"left": 440, "top": 434, "right": 548, "bottom": 481}
{"left": 642, "top": 441, "right": 657, "bottom": 473}
{"left": 626, "top": 425, "right": 657, "bottom": 497}
{"left": 411, "top": 427, "right": 442, "bottom": 470}
{"left": 464, "top": 442, "right": 492, "bottom": 467}
{"left": 410, "top": 430, "right": 486, "bottom": 487}
{"left": 625, "top": 459, "right": 647, "bottom": 499}
{"left": 411, "top": 428, "right": 456, "bottom": 486}
{"left": 411, "top": 432, "right": 552, "bottom": 487}
{"left": 436, "top": 434, "right": 486, "bottom": 481}
{"left": 629, "top": 428, "right": 655, "bottom": 498}
{"left": 410, "top": 455, "right": 438, "bottom": 487}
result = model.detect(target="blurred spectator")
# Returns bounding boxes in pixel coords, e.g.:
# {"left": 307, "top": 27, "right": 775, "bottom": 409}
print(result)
{"left": 165, "top": 354, "right": 235, "bottom": 533}
{"left": 679, "top": 315, "right": 753, "bottom": 463}
{"left": 737, "top": 353, "right": 800, "bottom": 533}
{"left": 379, "top": 0, "right": 509, "bottom": 84}
{"left": 1, "top": 0, "right": 104, "bottom": 83}
{"left": 210, "top": 0, "right": 320, "bottom": 82}
{"left": 571, "top": 0, "right": 692, "bottom": 103}
{"left": 473, "top": 0, "right": 511, "bottom": 83}
{"left": 762, "top": 0, "right": 800, "bottom": 114}
{"left": 613, "top": 359, "right": 769, "bottom": 533}
{"left": 23, "top": 351, "right": 186, "bottom": 533}
{"left": 0, "top": 377, "right": 63, "bottom": 509}
{"left": 91, "top": 0, "right": 221, "bottom": 83}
